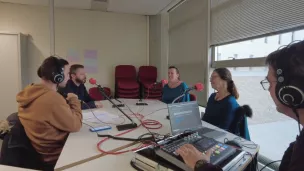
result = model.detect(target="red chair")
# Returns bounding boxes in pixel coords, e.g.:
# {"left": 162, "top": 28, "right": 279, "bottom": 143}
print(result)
{"left": 190, "top": 94, "right": 197, "bottom": 101}
{"left": 138, "top": 66, "right": 162, "bottom": 99}
{"left": 115, "top": 65, "right": 140, "bottom": 98}
{"left": 138, "top": 66, "right": 157, "bottom": 83}
{"left": 89, "top": 87, "right": 111, "bottom": 101}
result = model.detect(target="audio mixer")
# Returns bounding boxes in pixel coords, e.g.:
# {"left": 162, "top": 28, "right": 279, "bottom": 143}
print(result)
{"left": 155, "top": 132, "right": 238, "bottom": 171}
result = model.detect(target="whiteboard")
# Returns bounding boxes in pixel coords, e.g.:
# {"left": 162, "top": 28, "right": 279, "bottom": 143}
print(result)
{"left": 0, "top": 33, "right": 20, "bottom": 119}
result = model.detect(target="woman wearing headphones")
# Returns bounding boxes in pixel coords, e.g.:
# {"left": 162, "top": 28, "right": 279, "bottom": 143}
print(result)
{"left": 5, "top": 57, "right": 82, "bottom": 170}
{"left": 162, "top": 66, "right": 190, "bottom": 104}
{"left": 177, "top": 41, "right": 304, "bottom": 171}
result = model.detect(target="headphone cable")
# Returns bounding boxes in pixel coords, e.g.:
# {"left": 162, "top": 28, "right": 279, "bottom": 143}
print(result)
{"left": 260, "top": 160, "right": 281, "bottom": 171}
{"left": 292, "top": 108, "right": 301, "bottom": 134}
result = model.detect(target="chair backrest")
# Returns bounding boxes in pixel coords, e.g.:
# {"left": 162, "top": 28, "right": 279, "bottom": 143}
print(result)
{"left": 89, "top": 87, "right": 111, "bottom": 101}
{"left": 229, "top": 105, "right": 252, "bottom": 140}
{"left": 115, "top": 65, "right": 137, "bottom": 81}
{"left": 190, "top": 94, "right": 197, "bottom": 101}
{"left": 0, "top": 113, "right": 45, "bottom": 170}
{"left": 138, "top": 66, "right": 157, "bottom": 82}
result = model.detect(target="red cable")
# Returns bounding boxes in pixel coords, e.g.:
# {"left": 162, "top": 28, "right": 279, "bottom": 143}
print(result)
{"left": 145, "top": 83, "right": 154, "bottom": 99}
{"left": 96, "top": 111, "right": 163, "bottom": 155}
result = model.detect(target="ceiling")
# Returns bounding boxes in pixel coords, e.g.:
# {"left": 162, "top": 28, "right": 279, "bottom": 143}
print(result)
{"left": 0, "top": 0, "right": 182, "bottom": 15}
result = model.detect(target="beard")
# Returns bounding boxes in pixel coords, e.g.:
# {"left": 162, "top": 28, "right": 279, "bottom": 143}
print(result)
{"left": 75, "top": 77, "right": 86, "bottom": 84}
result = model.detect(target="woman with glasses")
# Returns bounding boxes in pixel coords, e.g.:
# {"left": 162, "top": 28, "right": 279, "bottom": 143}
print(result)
{"left": 176, "top": 40, "right": 304, "bottom": 171}
{"left": 202, "top": 68, "right": 250, "bottom": 140}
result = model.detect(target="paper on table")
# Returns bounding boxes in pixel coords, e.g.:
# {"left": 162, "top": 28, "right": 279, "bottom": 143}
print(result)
{"left": 83, "top": 111, "right": 120, "bottom": 124}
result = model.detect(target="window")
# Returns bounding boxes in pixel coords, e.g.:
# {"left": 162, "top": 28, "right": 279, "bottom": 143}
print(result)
{"left": 214, "top": 29, "right": 304, "bottom": 62}
{"left": 210, "top": 29, "right": 304, "bottom": 162}
{"left": 208, "top": 67, "right": 297, "bottom": 161}
{"left": 294, "top": 30, "right": 304, "bottom": 40}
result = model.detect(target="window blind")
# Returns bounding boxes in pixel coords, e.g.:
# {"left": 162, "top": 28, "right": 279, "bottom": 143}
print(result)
{"left": 211, "top": 0, "right": 304, "bottom": 46}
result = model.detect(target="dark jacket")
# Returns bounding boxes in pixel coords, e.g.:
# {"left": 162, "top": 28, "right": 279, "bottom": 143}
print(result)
{"left": 194, "top": 128, "right": 304, "bottom": 171}
{"left": 203, "top": 93, "right": 239, "bottom": 131}
{"left": 0, "top": 113, "right": 54, "bottom": 170}
{"left": 59, "top": 79, "right": 96, "bottom": 109}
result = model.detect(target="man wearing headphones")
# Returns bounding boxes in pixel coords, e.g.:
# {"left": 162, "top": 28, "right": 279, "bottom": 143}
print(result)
{"left": 176, "top": 41, "right": 304, "bottom": 171}
{"left": 16, "top": 56, "right": 82, "bottom": 169}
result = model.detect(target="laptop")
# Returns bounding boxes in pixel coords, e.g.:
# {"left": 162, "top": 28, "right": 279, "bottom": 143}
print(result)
{"left": 168, "top": 101, "right": 226, "bottom": 139}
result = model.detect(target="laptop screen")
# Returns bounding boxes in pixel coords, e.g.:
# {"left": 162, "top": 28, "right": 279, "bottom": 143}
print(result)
{"left": 168, "top": 101, "right": 203, "bottom": 135}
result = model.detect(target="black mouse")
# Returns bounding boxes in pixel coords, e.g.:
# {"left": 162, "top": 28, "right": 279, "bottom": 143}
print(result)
{"left": 225, "top": 140, "right": 242, "bottom": 148}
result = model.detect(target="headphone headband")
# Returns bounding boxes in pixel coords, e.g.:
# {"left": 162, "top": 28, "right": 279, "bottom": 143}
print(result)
{"left": 274, "top": 41, "right": 304, "bottom": 108}
{"left": 40, "top": 56, "right": 65, "bottom": 84}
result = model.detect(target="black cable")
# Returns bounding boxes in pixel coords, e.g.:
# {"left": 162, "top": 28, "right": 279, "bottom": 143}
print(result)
{"left": 124, "top": 103, "right": 158, "bottom": 143}
{"left": 292, "top": 108, "right": 301, "bottom": 134}
{"left": 82, "top": 101, "right": 154, "bottom": 143}
{"left": 244, "top": 152, "right": 259, "bottom": 171}
{"left": 260, "top": 160, "right": 281, "bottom": 171}
{"left": 227, "top": 153, "right": 248, "bottom": 171}
{"left": 226, "top": 152, "right": 258, "bottom": 171}
{"left": 233, "top": 137, "right": 258, "bottom": 150}
{"left": 97, "top": 134, "right": 154, "bottom": 142}
{"left": 82, "top": 101, "right": 112, "bottom": 125}
{"left": 130, "top": 160, "right": 144, "bottom": 171}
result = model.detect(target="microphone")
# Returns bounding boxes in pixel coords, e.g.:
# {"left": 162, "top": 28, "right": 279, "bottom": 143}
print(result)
{"left": 184, "top": 83, "right": 204, "bottom": 93}
{"left": 154, "top": 79, "right": 168, "bottom": 85}
{"left": 172, "top": 83, "right": 204, "bottom": 104}
{"left": 89, "top": 78, "right": 97, "bottom": 85}
{"left": 89, "top": 78, "right": 137, "bottom": 131}
{"left": 90, "top": 78, "right": 125, "bottom": 107}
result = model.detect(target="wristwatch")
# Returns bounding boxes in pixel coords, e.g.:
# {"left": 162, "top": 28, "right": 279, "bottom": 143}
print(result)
{"left": 194, "top": 160, "right": 209, "bottom": 170}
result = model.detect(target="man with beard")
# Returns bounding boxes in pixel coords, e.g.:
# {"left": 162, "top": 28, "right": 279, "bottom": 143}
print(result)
{"left": 61, "top": 64, "right": 103, "bottom": 109}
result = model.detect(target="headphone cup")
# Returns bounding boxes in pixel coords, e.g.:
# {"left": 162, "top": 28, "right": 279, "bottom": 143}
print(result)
{"left": 54, "top": 74, "right": 64, "bottom": 84}
{"left": 277, "top": 85, "right": 304, "bottom": 107}
{"left": 52, "top": 68, "right": 64, "bottom": 84}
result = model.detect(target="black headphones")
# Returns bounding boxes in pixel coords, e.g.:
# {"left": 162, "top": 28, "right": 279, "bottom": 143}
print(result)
{"left": 39, "top": 56, "right": 65, "bottom": 84}
{"left": 51, "top": 57, "right": 65, "bottom": 84}
{"left": 275, "top": 44, "right": 304, "bottom": 108}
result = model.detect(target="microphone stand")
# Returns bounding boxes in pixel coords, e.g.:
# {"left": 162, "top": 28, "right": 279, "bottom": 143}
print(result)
{"left": 172, "top": 88, "right": 193, "bottom": 104}
{"left": 136, "top": 83, "right": 149, "bottom": 106}
{"left": 96, "top": 84, "right": 137, "bottom": 131}
{"left": 110, "top": 96, "right": 125, "bottom": 108}
{"left": 172, "top": 94, "right": 186, "bottom": 104}
{"left": 166, "top": 89, "right": 191, "bottom": 120}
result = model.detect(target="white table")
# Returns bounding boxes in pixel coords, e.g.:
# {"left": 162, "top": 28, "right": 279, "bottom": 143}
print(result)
{"left": 56, "top": 99, "right": 259, "bottom": 171}
{"left": 55, "top": 99, "right": 169, "bottom": 170}
{"left": 64, "top": 122, "right": 259, "bottom": 171}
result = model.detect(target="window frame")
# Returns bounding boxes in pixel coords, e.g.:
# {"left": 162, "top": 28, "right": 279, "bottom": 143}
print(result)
{"left": 210, "top": 27, "right": 304, "bottom": 68}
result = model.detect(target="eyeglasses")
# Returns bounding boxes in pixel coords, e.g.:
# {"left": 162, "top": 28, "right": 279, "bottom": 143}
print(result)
{"left": 260, "top": 78, "right": 277, "bottom": 90}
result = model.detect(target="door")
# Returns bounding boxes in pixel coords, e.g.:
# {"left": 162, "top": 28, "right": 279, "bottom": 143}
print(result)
{"left": 0, "top": 34, "right": 20, "bottom": 120}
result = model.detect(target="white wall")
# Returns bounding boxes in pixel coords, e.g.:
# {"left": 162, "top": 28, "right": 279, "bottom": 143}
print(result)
{"left": 149, "top": 15, "right": 162, "bottom": 79}
{"left": 0, "top": 3, "right": 148, "bottom": 91}
{"left": 169, "top": 0, "right": 210, "bottom": 105}
{"left": 149, "top": 13, "right": 169, "bottom": 80}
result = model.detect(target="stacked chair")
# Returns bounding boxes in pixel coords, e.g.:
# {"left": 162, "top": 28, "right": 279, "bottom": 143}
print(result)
{"left": 89, "top": 87, "right": 111, "bottom": 101}
{"left": 138, "top": 66, "right": 162, "bottom": 100}
{"left": 115, "top": 65, "right": 140, "bottom": 99}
